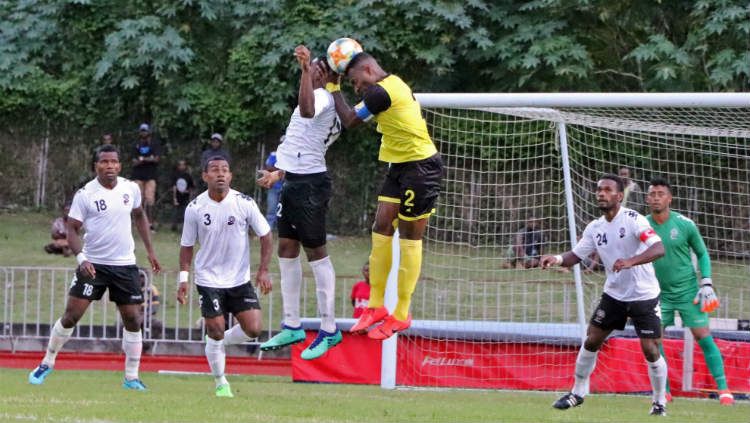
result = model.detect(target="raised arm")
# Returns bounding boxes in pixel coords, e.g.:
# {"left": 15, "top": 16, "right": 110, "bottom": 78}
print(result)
{"left": 295, "top": 45, "right": 315, "bottom": 118}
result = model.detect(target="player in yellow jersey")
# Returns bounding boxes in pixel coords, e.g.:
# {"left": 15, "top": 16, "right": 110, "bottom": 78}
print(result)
{"left": 320, "top": 53, "right": 442, "bottom": 340}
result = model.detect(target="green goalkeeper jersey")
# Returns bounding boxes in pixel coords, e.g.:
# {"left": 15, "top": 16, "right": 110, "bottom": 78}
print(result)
{"left": 646, "top": 211, "right": 711, "bottom": 303}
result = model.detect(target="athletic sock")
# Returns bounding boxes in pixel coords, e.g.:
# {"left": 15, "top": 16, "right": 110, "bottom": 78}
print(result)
{"left": 647, "top": 356, "right": 668, "bottom": 405}
{"left": 205, "top": 337, "right": 228, "bottom": 387}
{"left": 658, "top": 342, "right": 671, "bottom": 393}
{"left": 122, "top": 329, "right": 143, "bottom": 381}
{"left": 394, "top": 238, "right": 422, "bottom": 321}
{"left": 698, "top": 335, "right": 729, "bottom": 391}
{"left": 368, "top": 232, "right": 392, "bottom": 309}
{"left": 279, "top": 256, "right": 303, "bottom": 328}
{"left": 223, "top": 324, "right": 252, "bottom": 345}
{"left": 310, "top": 255, "right": 336, "bottom": 333}
{"left": 571, "top": 346, "right": 598, "bottom": 397}
{"left": 42, "top": 318, "right": 74, "bottom": 367}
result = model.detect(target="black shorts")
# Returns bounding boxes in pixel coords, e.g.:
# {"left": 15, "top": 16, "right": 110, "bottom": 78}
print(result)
{"left": 68, "top": 263, "right": 142, "bottom": 305}
{"left": 590, "top": 293, "right": 662, "bottom": 338}
{"left": 277, "top": 171, "right": 331, "bottom": 249}
{"left": 196, "top": 282, "right": 261, "bottom": 318}
{"left": 379, "top": 153, "right": 443, "bottom": 220}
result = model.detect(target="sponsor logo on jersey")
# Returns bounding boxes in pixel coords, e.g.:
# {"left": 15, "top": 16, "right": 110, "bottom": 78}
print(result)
{"left": 243, "top": 298, "right": 258, "bottom": 303}
{"left": 670, "top": 228, "right": 679, "bottom": 240}
{"left": 123, "top": 193, "right": 130, "bottom": 205}
{"left": 227, "top": 216, "right": 236, "bottom": 225}
{"left": 619, "top": 227, "right": 626, "bottom": 238}
{"left": 130, "top": 294, "right": 143, "bottom": 300}
{"left": 421, "top": 356, "right": 475, "bottom": 367}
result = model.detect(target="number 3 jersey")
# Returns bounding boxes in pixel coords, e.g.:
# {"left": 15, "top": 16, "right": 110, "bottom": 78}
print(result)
{"left": 573, "top": 207, "right": 662, "bottom": 301}
{"left": 68, "top": 177, "right": 142, "bottom": 266}
{"left": 180, "top": 189, "right": 271, "bottom": 288}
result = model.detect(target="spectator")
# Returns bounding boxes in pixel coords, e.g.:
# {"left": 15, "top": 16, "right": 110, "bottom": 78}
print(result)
{"left": 619, "top": 166, "right": 644, "bottom": 212}
{"left": 200, "top": 133, "right": 230, "bottom": 169}
{"left": 263, "top": 148, "right": 283, "bottom": 230}
{"left": 92, "top": 133, "right": 114, "bottom": 172}
{"left": 170, "top": 159, "right": 195, "bottom": 232}
{"left": 131, "top": 123, "right": 162, "bottom": 230}
{"left": 44, "top": 204, "right": 72, "bottom": 256}
{"left": 139, "top": 268, "right": 163, "bottom": 336}
{"left": 351, "top": 262, "right": 371, "bottom": 318}
{"left": 503, "top": 217, "right": 543, "bottom": 269}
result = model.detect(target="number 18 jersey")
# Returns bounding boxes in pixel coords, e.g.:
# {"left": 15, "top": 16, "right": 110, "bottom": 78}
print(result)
{"left": 573, "top": 207, "right": 662, "bottom": 301}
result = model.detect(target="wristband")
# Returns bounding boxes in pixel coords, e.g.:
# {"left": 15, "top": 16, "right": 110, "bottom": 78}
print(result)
{"left": 325, "top": 82, "right": 340, "bottom": 93}
{"left": 554, "top": 255, "right": 563, "bottom": 265}
{"left": 76, "top": 253, "right": 88, "bottom": 266}
{"left": 178, "top": 271, "right": 189, "bottom": 284}
{"left": 700, "top": 277, "right": 713, "bottom": 286}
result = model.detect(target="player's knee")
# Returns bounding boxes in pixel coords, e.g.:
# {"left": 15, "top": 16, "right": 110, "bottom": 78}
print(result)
{"left": 244, "top": 324, "right": 262, "bottom": 339}
{"left": 205, "top": 324, "right": 224, "bottom": 341}
{"left": 60, "top": 314, "right": 79, "bottom": 328}
{"left": 583, "top": 338, "right": 602, "bottom": 352}
{"left": 372, "top": 219, "right": 395, "bottom": 236}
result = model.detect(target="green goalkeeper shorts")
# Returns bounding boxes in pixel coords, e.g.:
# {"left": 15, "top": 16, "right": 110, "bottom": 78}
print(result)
{"left": 661, "top": 300, "right": 709, "bottom": 328}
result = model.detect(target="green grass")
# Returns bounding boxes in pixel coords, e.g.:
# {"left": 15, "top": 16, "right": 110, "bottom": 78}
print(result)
{"left": 0, "top": 368, "right": 747, "bottom": 423}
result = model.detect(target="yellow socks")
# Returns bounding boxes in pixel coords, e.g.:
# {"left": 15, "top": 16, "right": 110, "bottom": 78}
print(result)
{"left": 394, "top": 238, "right": 422, "bottom": 321}
{"left": 368, "top": 232, "right": 392, "bottom": 309}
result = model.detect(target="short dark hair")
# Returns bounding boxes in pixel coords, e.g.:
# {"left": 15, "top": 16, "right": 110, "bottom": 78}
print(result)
{"left": 203, "top": 155, "right": 229, "bottom": 171}
{"left": 599, "top": 173, "right": 624, "bottom": 192}
{"left": 314, "top": 55, "right": 331, "bottom": 72}
{"left": 95, "top": 144, "right": 119, "bottom": 162}
{"left": 345, "top": 52, "right": 372, "bottom": 74}
{"left": 649, "top": 177, "right": 672, "bottom": 193}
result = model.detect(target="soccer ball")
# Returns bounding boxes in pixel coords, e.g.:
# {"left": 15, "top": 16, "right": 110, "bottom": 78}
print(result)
{"left": 326, "top": 38, "right": 363, "bottom": 74}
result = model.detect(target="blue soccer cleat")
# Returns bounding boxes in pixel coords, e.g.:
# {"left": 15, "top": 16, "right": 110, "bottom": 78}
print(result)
{"left": 122, "top": 378, "right": 147, "bottom": 391}
{"left": 300, "top": 329, "right": 342, "bottom": 360}
{"left": 28, "top": 364, "right": 53, "bottom": 385}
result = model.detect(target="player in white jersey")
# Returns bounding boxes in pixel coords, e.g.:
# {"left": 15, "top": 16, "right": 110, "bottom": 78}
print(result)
{"left": 29, "top": 145, "right": 161, "bottom": 391}
{"left": 541, "top": 174, "right": 669, "bottom": 416}
{"left": 177, "top": 156, "right": 272, "bottom": 398}
{"left": 256, "top": 45, "right": 343, "bottom": 360}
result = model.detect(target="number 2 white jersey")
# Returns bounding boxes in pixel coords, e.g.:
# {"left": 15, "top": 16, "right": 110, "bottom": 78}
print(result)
{"left": 68, "top": 177, "right": 142, "bottom": 266}
{"left": 180, "top": 189, "right": 271, "bottom": 288}
{"left": 573, "top": 207, "right": 662, "bottom": 301}
{"left": 276, "top": 88, "right": 341, "bottom": 174}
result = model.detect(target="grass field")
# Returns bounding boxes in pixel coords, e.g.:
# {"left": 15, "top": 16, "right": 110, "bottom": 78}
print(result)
{"left": 1, "top": 368, "right": 748, "bottom": 423}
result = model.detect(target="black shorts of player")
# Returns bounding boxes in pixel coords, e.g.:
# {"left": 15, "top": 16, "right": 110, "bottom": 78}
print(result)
{"left": 277, "top": 171, "right": 331, "bottom": 249}
{"left": 379, "top": 153, "right": 443, "bottom": 221}
{"left": 196, "top": 282, "right": 261, "bottom": 318}
{"left": 590, "top": 293, "right": 662, "bottom": 339}
{"left": 68, "top": 263, "right": 143, "bottom": 305}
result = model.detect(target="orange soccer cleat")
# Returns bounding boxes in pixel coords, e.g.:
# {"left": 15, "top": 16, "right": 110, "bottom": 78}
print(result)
{"left": 350, "top": 306, "right": 388, "bottom": 333}
{"left": 367, "top": 314, "right": 412, "bottom": 340}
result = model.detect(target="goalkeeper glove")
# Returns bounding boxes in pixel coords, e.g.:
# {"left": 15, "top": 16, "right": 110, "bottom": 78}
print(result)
{"left": 693, "top": 278, "right": 720, "bottom": 313}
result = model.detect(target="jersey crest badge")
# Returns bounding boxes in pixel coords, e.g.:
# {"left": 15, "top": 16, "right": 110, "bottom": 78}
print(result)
{"left": 123, "top": 194, "right": 130, "bottom": 205}
{"left": 227, "top": 216, "right": 235, "bottom": 225}
{"left": 670, "top": 228, "right": 679, "bottom": 240}
{"left": 618, "top": 227, "right": 626, "bottom": 238}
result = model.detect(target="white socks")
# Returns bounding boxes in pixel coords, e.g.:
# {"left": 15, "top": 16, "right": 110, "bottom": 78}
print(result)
{"left": 279, "top": 256, "right": 303, "bottom": 328}
{"left": 205, "top": 337, "right": 228, "bottom": 387}
{"left": 223, "top": 323, "right": 252, "bottom": 345}
{"left": 647, "top": 356, "right": 668, "bottom": 405}
{"left": 42, "top": 319, "right": 74, "bottom": 367}
{"left": 310, "top": 256, "right": 336, "bottom": 333}
{"left": 571, "top": 346, "right": 598, "bottom": 397}
{"left": 122, "top": 329, "right": 142, "bottom": 381}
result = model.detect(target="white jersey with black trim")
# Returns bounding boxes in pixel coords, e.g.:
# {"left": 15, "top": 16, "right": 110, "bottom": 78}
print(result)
{"left": 68, "top": 177, "right": 142, "bottom": 266}
{"left": 573, "top": 207, "right": 662, "bottom": 301}
{"left": 180, "top": 189, "right": 271, "bottom": 288}
{"left": 276, "top": 88, "right": 341, "bottom": 174}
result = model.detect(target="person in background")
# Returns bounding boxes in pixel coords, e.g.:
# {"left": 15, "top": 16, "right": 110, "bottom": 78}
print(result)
{"left": 619, "top": 166, "right": 643, "bottom": 212}
{"left": 131, "top": 123, "right": 162, "bottom": 230}
{"left": 263, "top": 147, "right": 283, "bottom": 230}
{"left": 351, "top": 262, "right": 370, "bottom": 318}
{"left": 171, "top": 160, "right": 195, "bottom": 232}
{"left": 200, "top": 133, "right": 230, "bottom": 169}
{"left": 503, "top": 217, "right": 543, "bottom": 269}
{"left": 44, "top": 204, "right": 72, "bottom": 257}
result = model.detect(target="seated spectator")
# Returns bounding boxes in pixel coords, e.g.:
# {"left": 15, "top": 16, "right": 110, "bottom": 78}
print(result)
{"left": 171, "top": 159, "right": 195, "bottom": 232}
{"left": 200, "top": 133, "right": 230, "bottom": 169}
{"left": 139, "top": 268, "right": 163, "bottom": 335}
{"left": 503, "top": 217, "right": 543, "bottom": 269}
{"left": 44, "top": 204, "right": 71, "bottom": 256}
{"left": 350, "top": 262, "right": 370, "bottom": 318}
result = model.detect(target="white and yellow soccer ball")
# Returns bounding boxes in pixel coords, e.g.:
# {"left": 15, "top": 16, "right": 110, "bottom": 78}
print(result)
{"left": 326, "top": 37, "right": 363, "bottom": 74}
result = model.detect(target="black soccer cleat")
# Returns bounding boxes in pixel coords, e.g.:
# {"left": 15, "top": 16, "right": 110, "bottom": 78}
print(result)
{"left": 649, "top": 402, "right": 667, "bottom": 416}
{"left": 552, "top": 392, "right": 584, "bottom": 410}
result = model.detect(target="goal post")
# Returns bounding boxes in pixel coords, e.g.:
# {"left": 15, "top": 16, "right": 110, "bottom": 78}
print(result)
{"left": 381, "top": 92, "right": 750, "bottom": 394}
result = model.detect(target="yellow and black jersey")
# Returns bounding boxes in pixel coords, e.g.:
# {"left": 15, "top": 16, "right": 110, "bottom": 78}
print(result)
{"left": 354, "top": 75, "right": 437, "bottom": 163}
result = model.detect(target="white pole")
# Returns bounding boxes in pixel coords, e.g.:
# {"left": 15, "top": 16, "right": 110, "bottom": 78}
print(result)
{"left": 682, "top": 327, "right": 694, "bottom": 391}
{"left": 415, "top": 92, "right": 750, "bottom": 108}
{"left": 557, "top": 122, "right": 587, "bottom": 340}
{"left": 380, "top": 230, "right": 400, "bottom": 389}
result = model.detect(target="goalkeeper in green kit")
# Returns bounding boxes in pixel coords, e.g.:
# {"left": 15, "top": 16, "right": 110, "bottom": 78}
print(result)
{"left": 646, "top": 177, "right": 733, "bottom": 405}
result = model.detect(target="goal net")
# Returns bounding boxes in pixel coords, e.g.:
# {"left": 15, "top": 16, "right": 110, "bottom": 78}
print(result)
{"left": 395, "top": 93, "right": 750, "bottom": 396}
